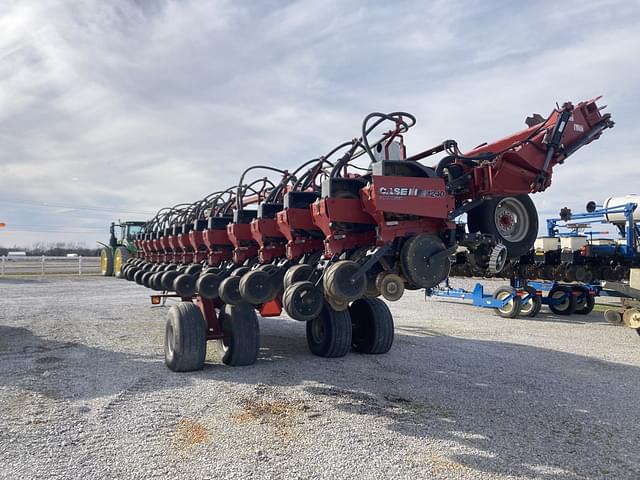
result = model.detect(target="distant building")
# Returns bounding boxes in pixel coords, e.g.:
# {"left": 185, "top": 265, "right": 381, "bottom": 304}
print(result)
{"left": 7, "top": 251, "right": 27, "bottom": 256}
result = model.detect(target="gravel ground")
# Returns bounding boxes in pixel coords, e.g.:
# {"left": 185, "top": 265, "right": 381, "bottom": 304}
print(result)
{"left": 1, "top": 276, "right": 639, "bottom": 480}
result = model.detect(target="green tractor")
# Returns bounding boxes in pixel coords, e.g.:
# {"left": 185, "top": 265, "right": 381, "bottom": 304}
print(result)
{"left": 99, "top": 221, "right": 145, "bottom": 277}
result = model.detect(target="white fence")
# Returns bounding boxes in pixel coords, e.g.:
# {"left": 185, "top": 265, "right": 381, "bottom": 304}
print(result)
{"left": 0, "top": 256, "right": 101, "bottom": 276}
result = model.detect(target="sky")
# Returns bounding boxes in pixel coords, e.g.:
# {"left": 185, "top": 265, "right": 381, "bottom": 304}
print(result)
{"left": 0, "top": 0, "right": 639, "bottom": 248}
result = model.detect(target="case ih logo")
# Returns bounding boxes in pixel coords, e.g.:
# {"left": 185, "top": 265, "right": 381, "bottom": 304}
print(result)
{"left": 378, "top": 186, "right": 445, "bottom": 198}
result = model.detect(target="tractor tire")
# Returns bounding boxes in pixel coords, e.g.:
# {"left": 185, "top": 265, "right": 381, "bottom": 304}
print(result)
{"left": 548, "top": 285, "right": 576, "bottom": 315}
{"left": 219, "top": 276, "right": 242, "bottom": 305}
{"left": 239, "top": 270, "right": 275, "bottom": 305}
{"left": 574, "top": 287, "right": 595, "bottom": 315}
{"left": 493, "top": 286, "right": 522, "bottom": 318}
{"left": 114, "top": 247, "right": 129, "bottom": 278}
{"left": 173, "top": 274, "right": 196, "bottom": 298}
{"left": 520, "top": 286, "right": 542, "bottom": 317}
{"left": 100, "top": 247, "right": 114, "bottom": 276}
{"left": 283, "top": 264, "right": 313, "bottom": 290}
{"left": 196, "top": 273, "right": 221, "bottom": 299}
{"left": 349, "top": 297, "right": 394, "bottom": 354}
{"left": 400, "top": 234, "right": 450, "bottom": 288}
{"left": 323, "top": 260, "right": 367, "bottom": 303}
{"left": 282, "top": 281, "right": 324, "bottom": 321}
{"left": 306, "top": 302, "right": 352, "bottom": 358}
{"left": 218, "top": 303, "right": 260, "bottom": 366}
{"left": 164, "top": 302, "right": 207, "bottom": 372}
{"left": 467, "top": 195, "right": 538, "bottom": 259}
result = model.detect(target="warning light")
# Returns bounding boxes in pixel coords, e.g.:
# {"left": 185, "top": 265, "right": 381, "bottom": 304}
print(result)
{"left": 151, "top": 295, "right": 161, "bottom": 305}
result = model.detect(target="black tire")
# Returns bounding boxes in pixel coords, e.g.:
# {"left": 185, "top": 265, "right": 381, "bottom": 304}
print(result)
{"left": 239, "top": 270, "right": 274, "bottom": 304}
{"left": 283, "top": 264, "right": 313, "bottom": 290}
{"left": 185, "top": 264, "right": 203, "bottom": 276}
{"left": 218, "top": 303, "right": 259, "bottom": 366}
{"left": 100, "top": 247, "right": 114, "bottom": 276}
{"left": 283, "top": 281, "right": 324, "bottom": 321}
{"left": 548, "top": 285, "right": 576, "bottom": 315}
{"left": 150, "top": 272, "right": 164, "bottom": 291}
{"left": 196, "top": 273, "right": 221, "bottom": 299}
{"left": 142, "top": 263, "right": 154, "bottom": 272}
{"left": 142, "top": 271, "right": 154, "bottom": 288}
{"left": 306, "top": 302, "right": 352, "bottom": 358}
{"left": 258, "top": 264, "right": 277, "bottom": 273}
{"left": 493, "top": 286, "right": 522, "bottom": 318}
{"left": 520, "top": 286, "right": 542, "bottom": 317}
{"left": 323, "top": 260, "right": 367, "bottom": 302}
{"left": 161, "top": 270, "right": 180, "bottom": 291}
{"left": 164, "top": 302, "right": 207, "bottom": 372}
{"left": 467, "top": 195, "right": 538, "bottom": 259}
{"left": 219, "top": 276, "right": 242, "bottom": 305}
{"left": 574, "top": 287, "right": 595, "bottom": 315}
{"left": 231, "top": 266, "right": 250, "bottom": 277}
{"left": 114, "top": 246, "right": 129, "bottom": 278}
{"left": 134, "top": 269, "right": 145, "bottom": 285}
{"left": 125, "top": 267, "right": 138, "bottom": 281}
{"left": 400, "top": 234, "right": 450, "bottom": 288}
{"left": 349, "top": 297, "right": 394, "bottom": 354}
{"left": 173, "top": 273, "right": 196, "bottom": 298}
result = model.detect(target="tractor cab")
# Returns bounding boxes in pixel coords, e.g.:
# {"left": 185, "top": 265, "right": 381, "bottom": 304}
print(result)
{"left": 109, "top": 221, "right": 146, "bottom": 248}
{"left": 102, "top": 220, "right": 146, "bottom": 277}
{"left": 121, "top": 221, "right": 145, "bottom": 244}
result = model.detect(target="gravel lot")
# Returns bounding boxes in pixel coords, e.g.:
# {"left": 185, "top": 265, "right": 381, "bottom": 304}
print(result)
{"left": 1, "top": 276, "right": 639, "bottom": 480}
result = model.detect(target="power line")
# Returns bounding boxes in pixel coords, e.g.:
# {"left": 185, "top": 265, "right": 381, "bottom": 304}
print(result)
{"left": 0, "top": 199, "right": 155, "bottom": 215}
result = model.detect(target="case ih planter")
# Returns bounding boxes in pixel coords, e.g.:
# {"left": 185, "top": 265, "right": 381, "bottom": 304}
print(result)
{"left": 120, "top": 99, "right": 613, "bottom": 372}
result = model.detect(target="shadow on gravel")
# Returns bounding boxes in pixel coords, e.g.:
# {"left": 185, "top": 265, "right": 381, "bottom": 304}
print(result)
{"left": 0, "top": 278, "right": 50, "bottom": 285}
{"left": 0, "top": 325, "right": 195, "bottom": 401}
{"left": 2, "top": 316, "right": 638, "bottom": 478}
{"left": 218, "top": 317, "right": 640, "bottom": 479}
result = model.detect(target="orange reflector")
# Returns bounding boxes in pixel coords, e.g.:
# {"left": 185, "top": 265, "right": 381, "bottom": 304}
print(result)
{"left": 151, "top": 295, "right": 161, "bottom": 305}
{"left": 259, "top": 299, "right": 282, "bottom": 317}
{"left": 0, "top": 223, "right": 5, "bottom": 228}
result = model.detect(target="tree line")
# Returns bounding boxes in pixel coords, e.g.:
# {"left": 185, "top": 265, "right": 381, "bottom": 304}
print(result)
{"left": 0, "top": 242, "right": 100, "bottom": 257}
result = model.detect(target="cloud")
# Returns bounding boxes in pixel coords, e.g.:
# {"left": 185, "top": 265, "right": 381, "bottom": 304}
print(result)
{"left": 0, "top": 0, "right": 638, "bottom": 246}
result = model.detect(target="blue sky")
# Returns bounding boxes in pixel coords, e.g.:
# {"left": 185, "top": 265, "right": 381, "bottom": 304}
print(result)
{"left": 0, "top": 0, "right": 638, "bottom": 247}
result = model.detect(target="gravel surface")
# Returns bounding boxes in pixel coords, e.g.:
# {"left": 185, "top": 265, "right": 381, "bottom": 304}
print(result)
{"left": 1, "top": 276, "right": 639, "bottom": 480}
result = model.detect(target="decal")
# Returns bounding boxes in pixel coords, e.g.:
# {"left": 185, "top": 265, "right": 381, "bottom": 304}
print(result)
{"left": 378, "top": 186, "right": 445, "bottom": 198}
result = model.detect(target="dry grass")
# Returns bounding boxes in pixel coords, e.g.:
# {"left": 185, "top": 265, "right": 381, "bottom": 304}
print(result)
{"left": 232, "top": 398, "right": 309, "bottom": 438}
{"left": 174, "top": 418, "right": 209, "bottom": 447}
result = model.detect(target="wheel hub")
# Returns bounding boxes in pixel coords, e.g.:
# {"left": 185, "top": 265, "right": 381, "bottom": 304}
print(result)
{"left": 494, "top": 198, "right": 530, "bottom": 243}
